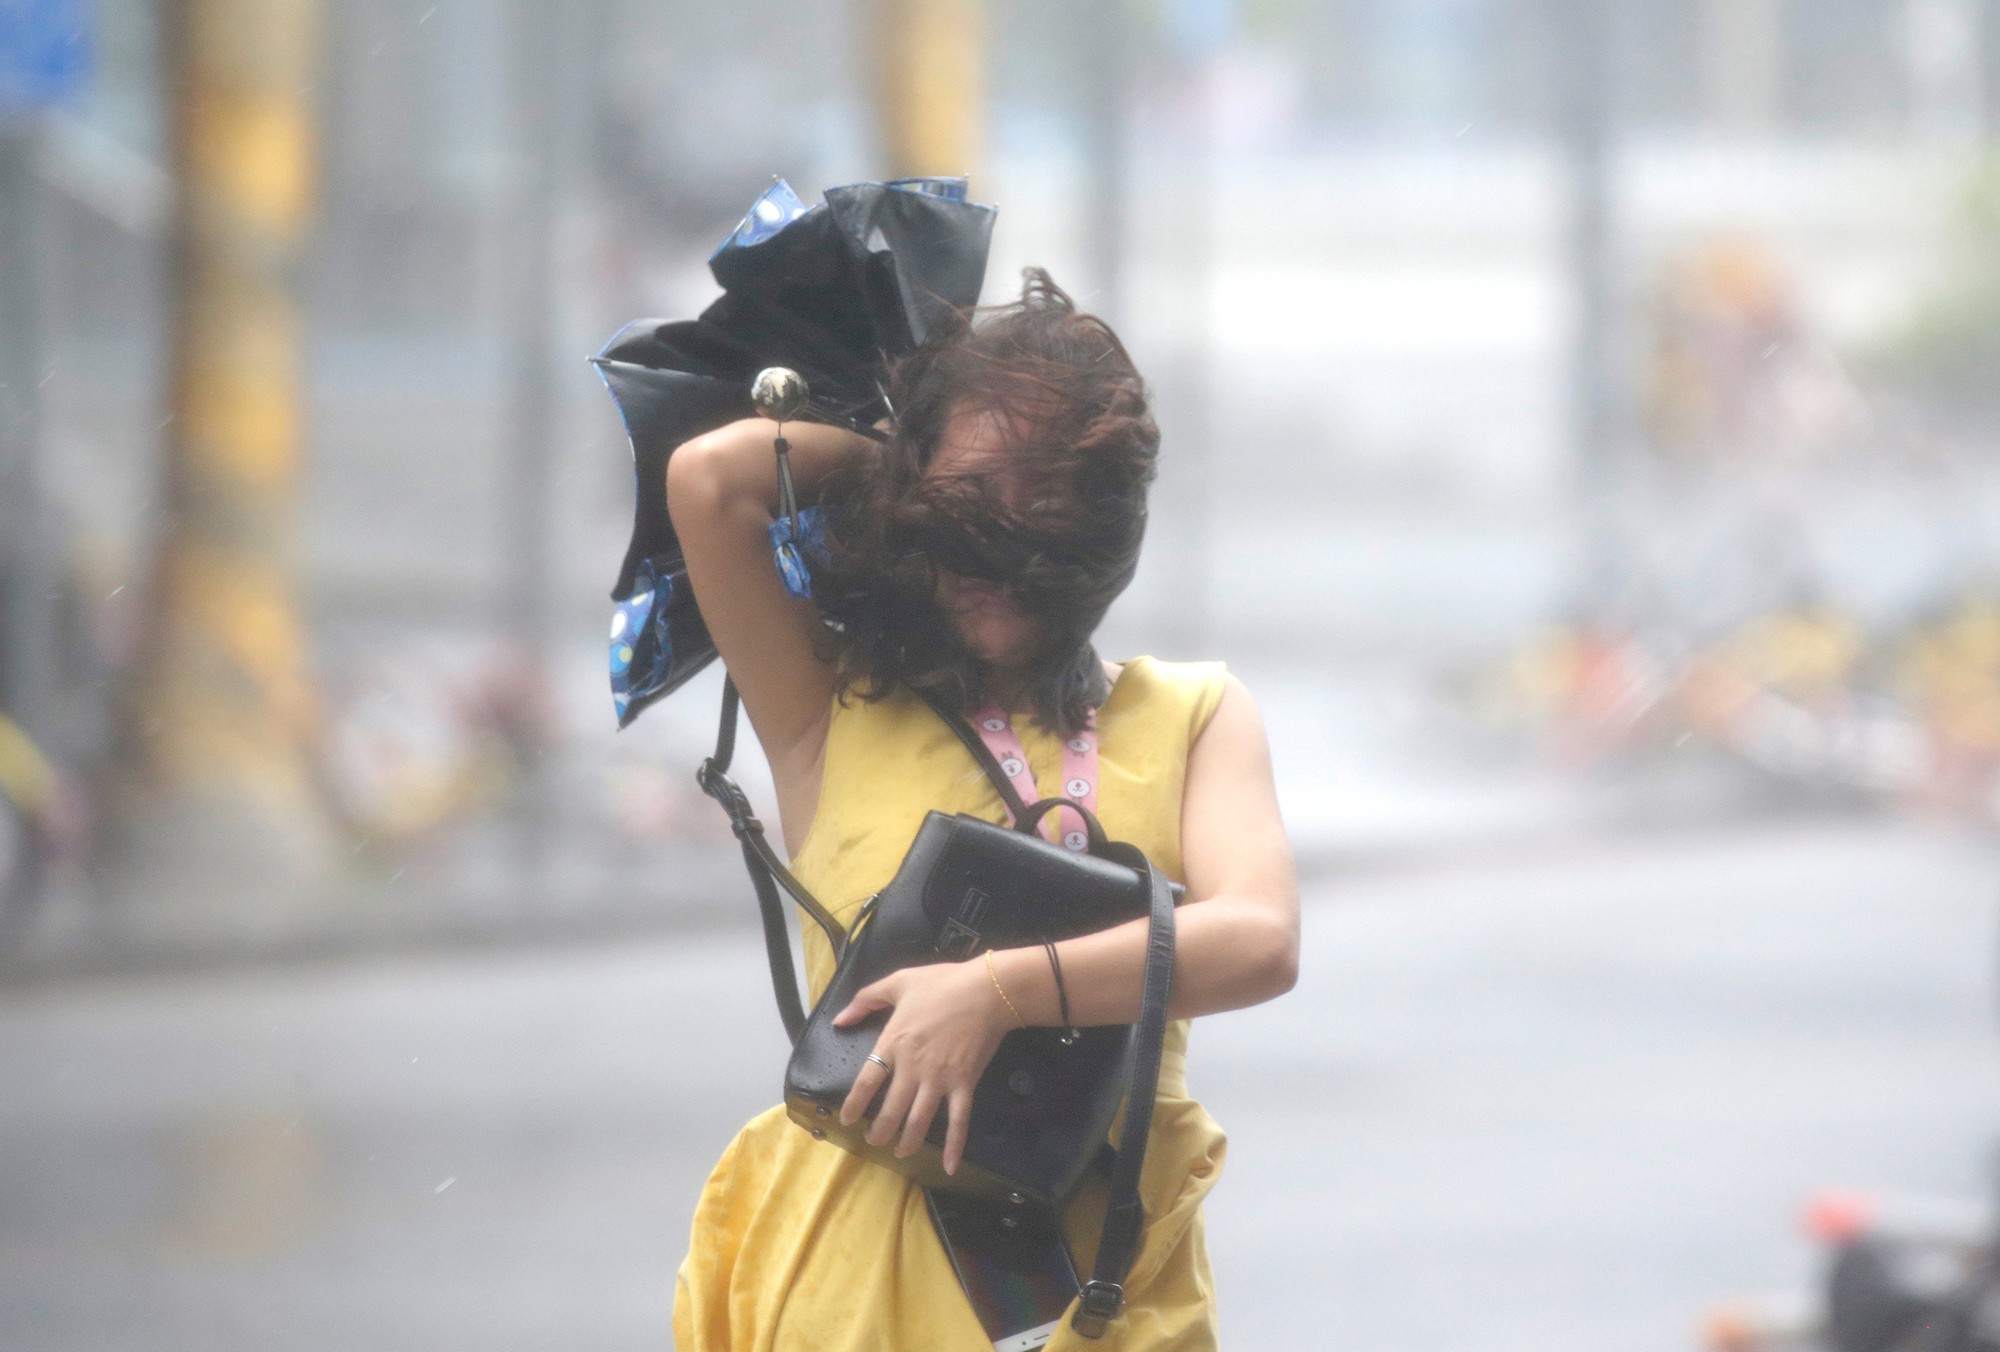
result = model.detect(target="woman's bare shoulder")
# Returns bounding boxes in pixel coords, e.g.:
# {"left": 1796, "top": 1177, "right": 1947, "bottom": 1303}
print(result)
{"left": 1106, "top": 655, "right": 1234, "bottom": 735}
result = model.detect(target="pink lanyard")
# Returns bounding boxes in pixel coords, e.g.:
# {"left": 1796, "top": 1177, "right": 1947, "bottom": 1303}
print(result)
{"left": 970, "top": 702, "right": 1098, "bottom": 853}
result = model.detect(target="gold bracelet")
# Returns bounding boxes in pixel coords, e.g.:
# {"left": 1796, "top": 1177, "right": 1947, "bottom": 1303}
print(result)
{"left": 985, "top": 950, "right": 1027, "bottom": 1029}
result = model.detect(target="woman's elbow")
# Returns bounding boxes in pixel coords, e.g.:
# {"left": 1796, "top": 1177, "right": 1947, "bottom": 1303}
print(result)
{"left": 1181, "top": 901, "right": 1298, "bottom": 1017}
{"left": 1237, "top": 905, "right": 1298, "bottom": 1004}
{"left": 666, "top": 432, "right": 725, "bottom": 511}
{"left": 1261, "top": 912, "right": 1301, "bottom": 999}
{"left": 666, "top": 429, "right": 759, "bottom": 536}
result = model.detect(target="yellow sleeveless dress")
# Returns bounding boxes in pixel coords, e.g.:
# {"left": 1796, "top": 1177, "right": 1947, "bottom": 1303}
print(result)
{"left": 674, "top": 656, "right": 1231, "bottom": 1351}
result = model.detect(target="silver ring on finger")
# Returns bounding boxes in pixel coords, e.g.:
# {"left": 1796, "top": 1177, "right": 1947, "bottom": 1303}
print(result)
{"left": 865, "top": 1053, "right": 890, "bottom": 1072}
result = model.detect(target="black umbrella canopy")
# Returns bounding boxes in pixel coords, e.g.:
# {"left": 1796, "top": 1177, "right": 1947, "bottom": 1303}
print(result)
{"left": 594, "top": 177, "right": 996, "bottom": 727}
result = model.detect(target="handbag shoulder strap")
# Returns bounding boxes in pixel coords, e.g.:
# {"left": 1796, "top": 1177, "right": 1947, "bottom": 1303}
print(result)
{"left": 914, "top": 688, "right": 1180, "bottom": 1339}
{"left": 699, "top": 676, "right": 1034, "bottom": 1042}
{"left": 911, "top": 685, "right": 1032, "bottom": 824}
{"left": 1070, "top": 847, "right": 1175, "bottom": 1339}
{"left": 697, "top": 677, "right": 848, "bottom": 1043}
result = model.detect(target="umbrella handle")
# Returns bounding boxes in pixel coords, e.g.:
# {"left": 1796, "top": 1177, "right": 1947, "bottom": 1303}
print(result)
{"left": 773, "top": 433, "right": 802, "bottom": 539}
{"left": 752, "top": 366, "right": 809, "bottom": 540}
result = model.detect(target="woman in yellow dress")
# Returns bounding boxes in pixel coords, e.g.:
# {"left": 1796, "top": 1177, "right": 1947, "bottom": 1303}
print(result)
{"left": 666, "top": 270, "right": 1299, "bottom": 1351}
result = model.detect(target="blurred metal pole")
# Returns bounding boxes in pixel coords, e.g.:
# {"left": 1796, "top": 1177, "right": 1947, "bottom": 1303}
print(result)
{"left": 869, "top": 0, "right": 984, "bottom": 178}
{"left": 1159, "top": 0, "right": 1229, "bottom": 658}
{"left": 1169, "top": 59, "right": 1216, "bottom": 658}
{"left": 1903, "top": 0, "right": 1986, "bottom": 145}
{"left": 1698, "top": 0, "right": 1782, "bottom": 133}
{"left": 1986, "top": 0, "right": 2000, "bottom": 139}
{"left": 1079, "top": 0, "right": 1131, "bottom": 324}
{"left": 501, "top": 0, "right": 575, "bottom": 886}
{"left": 0, "top": 123, "right": 54, "bottom": 743}
{"left": 504, "top": 0, "right": 559, "bottom": 673}
{"left": 0, "top": 0, "right": 88, "bottom": 762}
{"left": 116, "top": 0, "right": 330, "bottom": 928}
{"left": 1553, "top": 0, "right": 1623, "bottom": 592}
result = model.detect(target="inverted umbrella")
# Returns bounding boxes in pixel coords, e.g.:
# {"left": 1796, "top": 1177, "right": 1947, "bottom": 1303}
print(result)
{"left": 593, "top": 176, "right": 996, "bottom": 727}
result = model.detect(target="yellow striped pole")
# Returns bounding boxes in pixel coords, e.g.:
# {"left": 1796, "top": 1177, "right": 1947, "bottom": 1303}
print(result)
{"left": 114, "top": 0, "right": 328, "bottom": 926}
{"left": 869, "top": 0, "right": 985, "bottom": 179}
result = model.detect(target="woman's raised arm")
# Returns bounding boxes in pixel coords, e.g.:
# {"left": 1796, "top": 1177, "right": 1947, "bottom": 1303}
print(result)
{"left": 666, "top": 416, "right": 875, "bottom": 850}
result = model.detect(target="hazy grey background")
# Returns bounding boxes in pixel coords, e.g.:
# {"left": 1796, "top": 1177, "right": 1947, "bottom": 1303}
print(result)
{"left": 6, "top": 2, "right": 2000, "bottom": 1349}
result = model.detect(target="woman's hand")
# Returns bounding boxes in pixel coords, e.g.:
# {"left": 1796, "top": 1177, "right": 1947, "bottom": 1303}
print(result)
{"left": 831, "top": 959, "right": 1014, "bottom": 1175}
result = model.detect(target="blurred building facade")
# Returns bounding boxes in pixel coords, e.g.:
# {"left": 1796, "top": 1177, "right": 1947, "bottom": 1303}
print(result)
{"left": 46, "top": 1, "right": 2000, "bottom": 337}
{"left": 11, "top": 2, "right": 1981, "bottom": 416}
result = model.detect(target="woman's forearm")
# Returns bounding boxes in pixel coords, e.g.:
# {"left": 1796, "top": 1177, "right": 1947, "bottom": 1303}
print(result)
{"left": 985, "top": 894, "right": 1299, "bottom": 1029}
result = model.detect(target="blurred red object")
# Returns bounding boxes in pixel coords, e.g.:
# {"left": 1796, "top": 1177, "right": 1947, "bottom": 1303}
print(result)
{"left": 1802, "top": 1189, "right": 1878, "bottom": 1244}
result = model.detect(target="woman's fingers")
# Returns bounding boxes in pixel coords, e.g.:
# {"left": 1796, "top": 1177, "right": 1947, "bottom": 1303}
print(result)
{"left": 829, "top": 962, "right": 999, "bottom": 1164}
{"left": 839, "top": 1048, "right": 890, "bottom": 1126}
{"left": 895, "top": 1083, "right": 941, "bottom": 1158}
{"left": 941, "top": 1087, "right": 972, "bottom": 1176}
{"left": 831, "top": 975, "right": 898, "bottom": 1028}
{"left": 865, "top": 1066, "right": 919, "bottom": 1149}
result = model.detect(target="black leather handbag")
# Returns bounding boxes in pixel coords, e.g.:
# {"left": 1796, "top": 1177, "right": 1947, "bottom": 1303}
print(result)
{"left": 697, "top": 680, "right": 1180, "bottom": 1339}
{"left": 784, "top": 800, "right": 1160, "bottom": 1206}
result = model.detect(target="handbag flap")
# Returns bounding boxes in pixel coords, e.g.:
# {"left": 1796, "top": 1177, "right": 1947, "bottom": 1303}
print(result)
{"left": 919, "top": 814, "right": 1149, "bottom": 959}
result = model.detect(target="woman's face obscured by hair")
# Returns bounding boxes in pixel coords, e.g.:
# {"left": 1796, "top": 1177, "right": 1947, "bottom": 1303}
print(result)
{"left": 808, "top": 265, "right": 1158, "bottom": 732}
{"left": 927, "top": 405, "right": 1042, "bottom": 671}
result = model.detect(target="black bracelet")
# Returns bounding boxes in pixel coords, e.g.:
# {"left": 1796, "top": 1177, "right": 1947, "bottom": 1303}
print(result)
{"left": 1042, "top": 938, "right": 1079, "bottom": 1046}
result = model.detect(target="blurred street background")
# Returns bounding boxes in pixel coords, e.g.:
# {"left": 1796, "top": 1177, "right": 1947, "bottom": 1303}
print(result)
{"left": 6, "top": 1, "right": 2000, "bottom": 1349}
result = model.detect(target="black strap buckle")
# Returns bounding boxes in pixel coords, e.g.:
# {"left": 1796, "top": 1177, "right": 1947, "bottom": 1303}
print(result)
{"left": 694, "top": 757, "right": 726, "bottom": 800}
{"left": 1071, "top": 1280, "right": 1124, "bottom": 1339}
{"left": 696, "top": 760, "right": 759, "bottom": 831}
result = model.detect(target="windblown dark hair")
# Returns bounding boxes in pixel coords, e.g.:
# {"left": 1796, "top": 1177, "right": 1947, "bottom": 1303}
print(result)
{"left": 810, "top": 268, "right": 1159, "bottom": 733}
